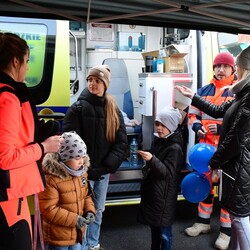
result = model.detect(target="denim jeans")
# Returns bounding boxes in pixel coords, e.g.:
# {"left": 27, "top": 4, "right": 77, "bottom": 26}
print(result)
{"left": 230, "top": 215, "right": 250, "bottom": 250}
{"left": 150, "top": 225, "right": 172, "bottom": 250}
{"left": 81, "top": 174, "right": 110, "bottom": 250}
{"left": 46, "top": 243, "right": 81, "bottom": 250}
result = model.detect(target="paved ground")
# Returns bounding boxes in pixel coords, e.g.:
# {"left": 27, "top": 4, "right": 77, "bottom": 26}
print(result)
{"left": 100, "top": 199, "right": 232, "bottom": 250}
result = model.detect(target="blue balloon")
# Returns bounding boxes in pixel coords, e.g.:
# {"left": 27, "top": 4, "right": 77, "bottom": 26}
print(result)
{"left": 181, "top": 172, "right": 211, "bottom": 203}
{"left": 188, "top": 143, "right": 216, "bottom": 172}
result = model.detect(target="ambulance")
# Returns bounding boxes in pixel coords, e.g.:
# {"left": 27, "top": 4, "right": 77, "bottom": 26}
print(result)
{"left": 0, "top": 16, "right": 249, "bottom": 205}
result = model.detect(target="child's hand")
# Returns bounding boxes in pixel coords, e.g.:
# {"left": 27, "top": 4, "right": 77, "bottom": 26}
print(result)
{"left": 76, "top": 215, "right": 88, "bottom": 229}
{"left": 85, "top": 212, "right": 95, "bottom": 225}
{"left": 138, "top": 150, "right": 152, "bottom": 161}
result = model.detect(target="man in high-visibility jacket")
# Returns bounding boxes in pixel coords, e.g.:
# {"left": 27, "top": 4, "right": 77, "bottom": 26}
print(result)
{"left": 185, "top": 52, "right": 236, "bottom": 250}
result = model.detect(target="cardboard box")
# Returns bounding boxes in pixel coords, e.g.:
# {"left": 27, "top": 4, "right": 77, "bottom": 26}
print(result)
{"left": 164, "top": 53, "right": 187, "bottom": 73}
{"left": 142, "top": 48, "right": 187, "bottom": 73}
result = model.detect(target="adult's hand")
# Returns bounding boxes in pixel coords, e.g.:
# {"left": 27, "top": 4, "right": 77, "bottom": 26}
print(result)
{"left": 41, "top": 135, "right": 63, "bottom": 153}
{"left": 197, "top": 126, "right": 207, "bottom": 139}
{"left": 175, "top": 85, "right": 194, "bottom": 99}
{"left": 207, "top": 124, "right": 217, "bottom": 135}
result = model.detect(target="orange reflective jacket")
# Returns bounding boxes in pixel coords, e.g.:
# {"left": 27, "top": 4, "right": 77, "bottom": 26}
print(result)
{"left": 188, "top": 74, "right": 236, "bottom": 146}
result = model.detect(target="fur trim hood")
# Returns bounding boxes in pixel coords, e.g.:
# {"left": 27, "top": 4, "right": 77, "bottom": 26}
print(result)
{"left": 42, "top": 153, "right": 90, "bottom": 179}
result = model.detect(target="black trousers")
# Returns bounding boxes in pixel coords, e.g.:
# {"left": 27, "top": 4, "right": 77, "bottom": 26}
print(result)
{"left": 0, "top": 207, "right": 32, "bottom": 250}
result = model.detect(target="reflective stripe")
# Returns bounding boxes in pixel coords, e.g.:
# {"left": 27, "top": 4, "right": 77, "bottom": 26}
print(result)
{"left": 193, "top": 119, "right": 202, "bottom": 124}
{"left": 220, "top": 208, "right": 231, "bottom": 228}
{"left": 188, "top": 107, "right": 201, "bottom": 126}
{"left": 189, "top": 107, "right": 201, "bottom": 116}
{"left": 202, "top": 113, "right": 223, "bottom": 121}
{"left": 198, "top": 202, "right": 213, "bottom": 219}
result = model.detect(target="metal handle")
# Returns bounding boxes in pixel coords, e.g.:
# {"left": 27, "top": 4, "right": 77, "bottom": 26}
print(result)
{"left": 69, "top": 30, "right": 79, "bottom": 88}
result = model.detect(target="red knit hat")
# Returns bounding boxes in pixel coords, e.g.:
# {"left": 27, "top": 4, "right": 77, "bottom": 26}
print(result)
{"left": 213, "top": 52, "right": 235, "bottom": 71}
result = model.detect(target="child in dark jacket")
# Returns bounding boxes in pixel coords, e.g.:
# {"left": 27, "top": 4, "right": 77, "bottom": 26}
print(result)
{"left": 38, "top": 131, "right": 96, "bottom": 250}
{"left": 138, "top": 105, "right": 184, "bottom": 250}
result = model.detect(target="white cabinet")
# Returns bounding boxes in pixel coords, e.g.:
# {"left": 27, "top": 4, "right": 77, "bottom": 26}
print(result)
{"left": 138, "top": 73, "right": 193, "bottom": 149}
{"left": 138, "top": 73, "right": 192, "bottom": 116}
{"left": 138, "top": 74, "right": 174, "bottom": 116}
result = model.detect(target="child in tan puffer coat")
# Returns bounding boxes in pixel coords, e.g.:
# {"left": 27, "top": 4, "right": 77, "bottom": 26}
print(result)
{"left": 39, "top": 131, "right": 96, "bottom": 250}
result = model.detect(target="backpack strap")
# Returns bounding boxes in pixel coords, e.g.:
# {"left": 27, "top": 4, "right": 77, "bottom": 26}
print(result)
{"left": 75, "top": 100, "right": 83, "bottom": 130}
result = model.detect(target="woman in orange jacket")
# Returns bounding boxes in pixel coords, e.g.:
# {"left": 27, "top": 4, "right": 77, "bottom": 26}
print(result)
{"left": 0, "top": 32, "right": 63, "bottom": 250}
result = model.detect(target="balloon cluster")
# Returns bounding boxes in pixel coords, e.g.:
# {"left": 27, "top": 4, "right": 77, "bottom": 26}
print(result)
{"left": 181, "top": 143, "right": 216, "bottom": 203}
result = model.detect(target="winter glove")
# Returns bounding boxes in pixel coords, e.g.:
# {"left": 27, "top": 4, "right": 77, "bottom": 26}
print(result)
{"left": 192, "top": 122, "right": 202, "bottom": 134}
{"left": 85, "top": 212, "right": 95, "bottom": 225}
{"left": 87, "top": 167, "right": 109, "bottom": 181}
{"left": 76, "top": 215, "right": 88, "bottom": 229}
{"left": 38, "top": 119, "right": 60, "bottom": 142}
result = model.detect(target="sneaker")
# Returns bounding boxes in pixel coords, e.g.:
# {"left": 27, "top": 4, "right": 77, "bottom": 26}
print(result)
{"left": 214, "top": 232, "right": 230, "bottom": 250}
{"left": 88, "top": 244, "right": 105, "bottom": 250}
{"left": 185, "top": 223, "right": 211, "bottom": 237}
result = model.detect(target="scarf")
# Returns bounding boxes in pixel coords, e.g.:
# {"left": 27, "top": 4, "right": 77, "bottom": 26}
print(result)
{"left": 60, "top": 161, "right": 86, "bottom": 177}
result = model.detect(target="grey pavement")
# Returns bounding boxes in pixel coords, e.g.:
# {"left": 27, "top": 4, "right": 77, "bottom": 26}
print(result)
{"left": 100, "top": 199, "right": 232, "bottom": 250}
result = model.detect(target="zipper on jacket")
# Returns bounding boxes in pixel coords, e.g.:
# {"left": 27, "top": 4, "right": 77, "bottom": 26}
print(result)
{"left": 17, "top": 197, "right": 23, "bottom": 215}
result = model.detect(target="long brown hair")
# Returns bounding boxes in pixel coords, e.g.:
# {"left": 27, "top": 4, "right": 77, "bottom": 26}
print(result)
{"left": 0, "top": 32, "right": 29, "bottom": 71}
{"left": 105, "top": 93, "right": 120, "bottom": 142}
